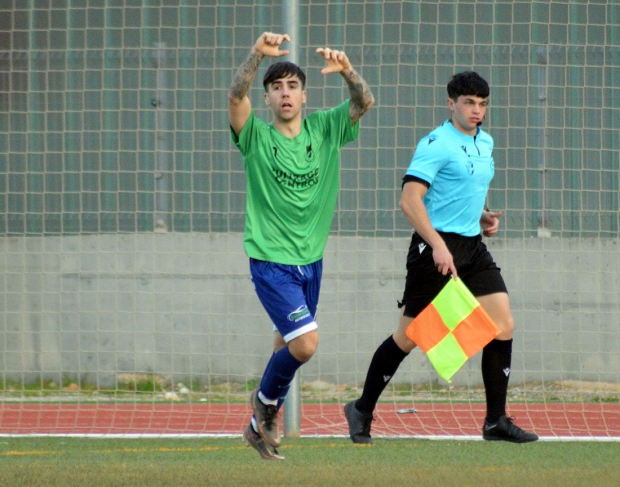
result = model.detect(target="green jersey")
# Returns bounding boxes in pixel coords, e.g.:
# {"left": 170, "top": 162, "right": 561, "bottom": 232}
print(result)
{"left": 231, "top": 100, "right": 359, "bottom": 265}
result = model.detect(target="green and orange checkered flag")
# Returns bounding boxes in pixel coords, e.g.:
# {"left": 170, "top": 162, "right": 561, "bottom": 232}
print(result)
{"left": 405, "top": 278, "right": 500, "bottom": 383}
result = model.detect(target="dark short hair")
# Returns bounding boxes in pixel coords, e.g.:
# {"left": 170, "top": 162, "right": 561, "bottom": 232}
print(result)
{"left": 263, "top": 61, "right": 306, "bottom": 91}
{"left": 447, "top": 71, "right": 489, "bottom": 100}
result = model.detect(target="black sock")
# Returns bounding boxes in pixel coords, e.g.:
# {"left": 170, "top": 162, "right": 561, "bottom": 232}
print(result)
{"left": 356, "top": 335, "right": 409, "bottom": 414}
{"left": 482, "top": 338, "right": 513, "bottom": 424}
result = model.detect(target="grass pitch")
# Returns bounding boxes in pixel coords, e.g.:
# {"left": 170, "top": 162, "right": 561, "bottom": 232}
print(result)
{"left": 2, "top": 436, "right": 619, "bottom": 487}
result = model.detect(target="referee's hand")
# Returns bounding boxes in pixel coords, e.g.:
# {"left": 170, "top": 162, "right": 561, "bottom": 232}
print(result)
{"left": 432, "top": 247, "right": 458, "bottom": 279}
{"left": 481, "top": 210, "right": 502, "bottom": 237}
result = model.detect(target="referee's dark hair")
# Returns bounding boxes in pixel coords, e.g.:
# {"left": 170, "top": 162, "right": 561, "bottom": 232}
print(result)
{"left": 263, "top": 62, "right": 307, "bottom": 91}
{"left": 447, "top": 71, "right": 489, "bottom": 100}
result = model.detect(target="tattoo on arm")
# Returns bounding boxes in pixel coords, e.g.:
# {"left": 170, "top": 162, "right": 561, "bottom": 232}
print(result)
{"left": 343, "top": 68, "right": 374, "bottom": 121}
{"left": 229, "top": 51, "right": 263, "bottom": 101}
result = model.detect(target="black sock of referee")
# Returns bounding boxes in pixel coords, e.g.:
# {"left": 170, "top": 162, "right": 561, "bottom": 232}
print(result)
{"left": 356, "top": 335, "right": 409, "bottom": 414}
{"left": 482, "top": 338, "right": 513, "bottom": 424}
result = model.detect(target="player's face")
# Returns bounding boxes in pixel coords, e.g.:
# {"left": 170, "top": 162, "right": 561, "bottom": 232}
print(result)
{"left": 264, "top": 75, "right": 306, "bottom": 123}
{"left": 447, "top": 95, "right": 488, "bottom": 135}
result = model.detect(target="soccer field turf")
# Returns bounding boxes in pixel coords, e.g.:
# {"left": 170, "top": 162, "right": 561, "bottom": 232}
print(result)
{"left": 2, "top": 436, "right": 619, "bottom": 487}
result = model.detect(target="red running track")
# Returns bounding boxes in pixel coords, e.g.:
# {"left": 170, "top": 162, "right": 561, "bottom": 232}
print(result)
{"left": 1, "top": 403, "right": 619, "bottom": 438}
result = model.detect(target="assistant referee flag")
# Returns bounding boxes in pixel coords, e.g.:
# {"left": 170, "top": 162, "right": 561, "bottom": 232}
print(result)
{"left": 405, "top": 278, "right": 500, "bottom": 382}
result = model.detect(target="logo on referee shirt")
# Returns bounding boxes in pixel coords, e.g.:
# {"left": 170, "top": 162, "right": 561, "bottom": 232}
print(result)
{"left": 288, "top": 305, "right": 311, "bottom": 323}
{"left": 461, "top": 146, "right": 474, "bottom": 175}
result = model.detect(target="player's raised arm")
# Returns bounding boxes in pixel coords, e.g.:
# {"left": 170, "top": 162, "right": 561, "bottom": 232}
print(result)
{"left": 228, "top": 32, "right": 290, "bottom": 135}
{"left": 315, "top": 47, "right": 374, "bottom": 124}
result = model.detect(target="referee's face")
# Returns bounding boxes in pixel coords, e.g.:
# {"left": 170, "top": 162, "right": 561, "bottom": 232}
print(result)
{"left": 448, "top": 95, "right": 488, "bottom": 136}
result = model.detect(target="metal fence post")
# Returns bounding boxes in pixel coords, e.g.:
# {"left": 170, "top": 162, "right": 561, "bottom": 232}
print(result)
{"left": 282, "top": 0, "right": 301, "bottom": 438}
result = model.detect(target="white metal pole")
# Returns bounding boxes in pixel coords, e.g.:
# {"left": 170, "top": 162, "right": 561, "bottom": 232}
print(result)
{"left": 282, "top": 0, "right": 301, "bottom": 439}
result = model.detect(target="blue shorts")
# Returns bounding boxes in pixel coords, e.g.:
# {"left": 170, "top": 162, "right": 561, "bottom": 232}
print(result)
{"left": 249, "top": 258, "right": 322, "bottom": 343}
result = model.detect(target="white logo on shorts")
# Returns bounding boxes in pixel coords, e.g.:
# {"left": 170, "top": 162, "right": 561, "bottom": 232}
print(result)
{"left": 418, "top": 243, "right": 427, "bottom": 254}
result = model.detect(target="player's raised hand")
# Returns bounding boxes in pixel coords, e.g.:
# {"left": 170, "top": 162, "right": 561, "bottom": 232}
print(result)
{"left": 316, "top": 47, "right": 352, "bottom": 75}
{"left": 254, "top": 32, "right": 290, "bottom": 58}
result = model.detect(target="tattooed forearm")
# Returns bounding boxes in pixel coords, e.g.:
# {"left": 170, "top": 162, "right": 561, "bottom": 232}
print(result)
{"left": 342, "top": 68, "right": 375, "bottom": 122}
{"left": 229, "top": 51, "right": 264, "bottom": 101}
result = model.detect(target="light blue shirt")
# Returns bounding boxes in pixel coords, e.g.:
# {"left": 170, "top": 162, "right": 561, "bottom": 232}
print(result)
{"left": 405, "top": 120, "right": 494, "bottom": 237}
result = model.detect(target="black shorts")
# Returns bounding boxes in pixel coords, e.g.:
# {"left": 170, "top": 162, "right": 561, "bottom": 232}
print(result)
{"left": 399, "top": 232, "right": 507, "bottom": 318}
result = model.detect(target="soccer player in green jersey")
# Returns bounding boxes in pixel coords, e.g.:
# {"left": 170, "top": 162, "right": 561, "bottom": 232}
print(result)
{"left": 228, "top": 32, "right": 374, "bottom": 460}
